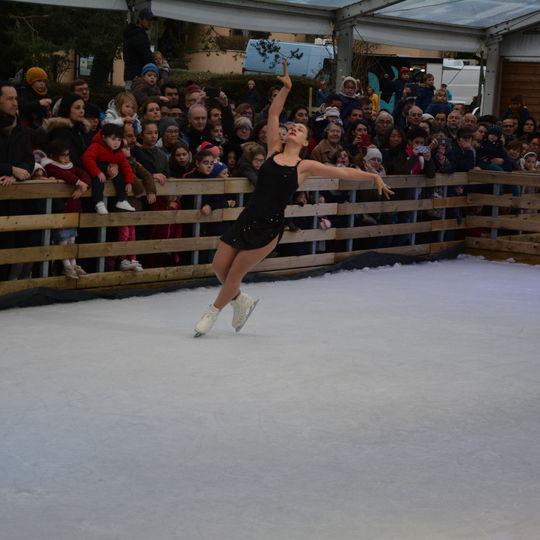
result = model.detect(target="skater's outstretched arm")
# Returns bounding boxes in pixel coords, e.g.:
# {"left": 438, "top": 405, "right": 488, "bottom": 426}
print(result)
{"left": 298, "top": 160, "right": 395, "bottom": 199}
{"left": 266, "top": 60, "right": 291, "bottom": 156}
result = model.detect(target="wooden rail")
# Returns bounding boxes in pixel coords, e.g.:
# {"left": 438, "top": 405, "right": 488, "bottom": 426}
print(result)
{"left": 1, "top": 170, "right": 539, "bottom": 296}
{"left": 465, "top": 170, "right": 540, "bottom": 264}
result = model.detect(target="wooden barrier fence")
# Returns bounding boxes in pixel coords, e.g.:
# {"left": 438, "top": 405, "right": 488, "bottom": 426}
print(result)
{"left": 1, "top": 170, "right": 539, "bottom": 297}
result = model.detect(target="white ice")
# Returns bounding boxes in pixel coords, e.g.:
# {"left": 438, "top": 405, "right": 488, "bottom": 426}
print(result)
{"left": 1, "top": 255, "right": 539, "bottom": 540}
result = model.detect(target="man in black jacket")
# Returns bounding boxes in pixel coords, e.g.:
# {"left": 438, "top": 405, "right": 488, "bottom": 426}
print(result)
{"left": 123, "top": 8, "right": 156, "bottom": 89}
{"left": 0, "top": 82, "right": 35, "bottom": 280}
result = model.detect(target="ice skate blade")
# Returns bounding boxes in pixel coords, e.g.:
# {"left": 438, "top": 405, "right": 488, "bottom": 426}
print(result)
{"left": 194, "top": 331, "right": 204, "bottom": 338}
{"left": 235, "top": 299, "right": 259, "bottom": 333}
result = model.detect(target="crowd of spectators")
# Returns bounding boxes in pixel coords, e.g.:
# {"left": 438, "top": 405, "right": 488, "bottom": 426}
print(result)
{"left": 2, "top": 25, "right": 540, "bottom": 281}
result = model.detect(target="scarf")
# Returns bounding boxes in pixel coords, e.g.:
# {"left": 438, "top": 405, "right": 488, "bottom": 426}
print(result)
{"left": 34, "top": 85, "right": 48, "bottom": 97}
{"left": 0, "top": 112, "right": 16, "bottom": 135}
{"left": 41, "top": 157, "right": 74, "bottom": 170}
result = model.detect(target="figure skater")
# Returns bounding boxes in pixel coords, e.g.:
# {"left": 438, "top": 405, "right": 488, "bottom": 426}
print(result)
{"left": 194, "top": 62, "right": 394, "bottom": 337}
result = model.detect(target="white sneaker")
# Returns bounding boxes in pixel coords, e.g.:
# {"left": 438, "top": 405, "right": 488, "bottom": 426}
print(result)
{"left": 116, "top": 200, "right": 136, "bottom": 212}
{"left": 194, "top": 304, "right": 221, "bottom": 337}
{"left": 231, "top": 292, "right": 259, "bottom": 332}
{"left": 120, "top": 259, "right": 133, "bottom": 271}
{"left": 95, "top": 201, "right": 108, "bottom": 215}
{"left": 131, "top": 259, "right": 143, "bottom": 272}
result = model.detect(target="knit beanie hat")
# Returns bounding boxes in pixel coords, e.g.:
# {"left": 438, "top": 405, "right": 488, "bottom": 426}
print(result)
{"left": 211, "top": 161, "right": 228, "bottom": 176}
{"left": 158, "top": 117, "right": 178, "bottom": 137}
{"left": 197, "top": 141, "right": 220, "bottom": 157}
{"left": 364, "top": 147, "right": 383, "bottom": 161}
{"left": 488, "top": 125, "right": 502, "bottom": 137}
{"left": 141, "top": 63, "right": 159, "bottom": 76}
{"left": 341, "top": 76, "right": 357, "bottom": 91}
{"left": 234, "top": 116, "right": 253, "bottom": 130}
{"left": 26, "top": 67, "right": 48, "bottom": 85}
{"left": 58, "top": 93, "right": 84, "bottom": 119}
{"left": 323, "top": 106, "right": 340, "bottom": 120}
{"left": 399, "top": 67, "right": 410, "bottom": 77}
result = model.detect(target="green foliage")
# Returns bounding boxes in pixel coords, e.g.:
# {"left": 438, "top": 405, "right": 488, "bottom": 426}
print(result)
{"left": 252, "top": 39, "right": 304, "bottom": 70}
{"left": 0, "top": 1, "right": 125, "bottom": 89}
{"left": 168, "top": 70, "right": 318, "bottom": 110}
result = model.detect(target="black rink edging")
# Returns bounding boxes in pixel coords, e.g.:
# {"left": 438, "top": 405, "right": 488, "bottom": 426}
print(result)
{"left": 0, "top": 245, "right": 463, "bottom": 311}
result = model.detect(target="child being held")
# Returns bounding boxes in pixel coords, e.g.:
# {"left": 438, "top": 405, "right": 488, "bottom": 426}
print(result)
{"left": 153, "top": 51, "right": 170, "bottom": 89}
{"left": 82, "top": 123, "right": 136, "bottom": 214}
{"left": 131, "top": 63, "right": 167, "bottom": 107}
{"left": 104, "top": 91, "right": 142, "bottom": 135}
{"left": 478, "top": 126, "right": 512, "bottom": 172}
{"left": 42, "top": 140, "right": 91, "bottom": 279}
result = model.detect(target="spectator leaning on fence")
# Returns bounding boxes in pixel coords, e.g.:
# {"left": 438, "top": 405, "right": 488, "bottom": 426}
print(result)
{"left": 42, "top": 140, "right": 91, "bottom": 279}
{"left": 82, "top": 123, "right": 136, "bottom": 215}
{"left": 0, "top": 81, "right": 36, "bottom": 281}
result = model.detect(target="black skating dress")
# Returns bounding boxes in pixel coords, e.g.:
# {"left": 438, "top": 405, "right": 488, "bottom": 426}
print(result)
{"left": 220, "top": 154, "right": 300, "bottom": 250}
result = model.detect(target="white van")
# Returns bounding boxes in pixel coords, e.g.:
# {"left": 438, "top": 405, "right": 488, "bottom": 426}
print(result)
{"left": 243, "top": 39, "right": 334, "bottom": 79}
{"left": 427, "top": 59, "right": 481, "bottom": 105}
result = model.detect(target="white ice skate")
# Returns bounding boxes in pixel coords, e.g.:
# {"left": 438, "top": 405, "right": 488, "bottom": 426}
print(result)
{"left": 194, "top": 304, "right": 221, "bottom": 337}
{"left": 231, "top": 293, "right": 259, "bottom": 333}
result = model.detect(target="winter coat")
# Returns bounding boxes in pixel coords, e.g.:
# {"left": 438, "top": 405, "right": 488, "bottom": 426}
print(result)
{"left": 416, "top": 85, "right": 435, "bottom": 112}
{"left": 123, "top": 23, "right": 154, "bottom": 82}
{"left": 184, "top": 126, "right": 215, "bottom": 154}
{"left": 447, "top": 140, "right": 477, "bottom": 172}
{"left": 131, "top": 76, "right": 161, "bottom": 107}
{"left": 243, "top": 88, "right": 262, "bottom": 111}
{"left": 0, "top": 115, "right": 38, "bottom": 260}
{"left": 338, "top": 94, "right": 361, "bottom": 123}
{"left": 42, "top": 159, "right": 91, "bottom": 213}
{"left": 103, "top": 98, "right": 142, "bottom": 135}
{"left": 0, "top": 115, "right": 34, "bottom": 178}
{"left": 424, "top": 102, "right": 453, "bottom": 117}
{"left": 81, "top": 131, "right": 135, "bottom": 184}
{"left": 310, "top": 139, "right": 343, "bottom": 164}
{"left": 477, "top": 139, "right": 513, "bottom": 172}
{"left": 17, "top": 83, "right": 51, "bottom": 125}
{"left": 232, "top": 154, "right": 260, "bottom": 186}
{"left": 46, "top": 117, "right": 92, "bottom": 168}
{"left": 383, "top": 146, "right": 435, "bottom": 177}
{"left": 138, "top": 146, "right": 170, "bottom": 176}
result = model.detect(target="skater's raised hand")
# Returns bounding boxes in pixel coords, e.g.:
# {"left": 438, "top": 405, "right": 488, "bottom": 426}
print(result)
{"left": 374, "top": 175, "right": 394, "bottom": 199}
{"left": 277, "top": 60, "right": 292, "bottom": 90}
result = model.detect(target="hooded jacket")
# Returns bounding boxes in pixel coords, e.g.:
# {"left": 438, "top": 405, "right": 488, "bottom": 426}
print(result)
{"left": 46, "top": 117, "right": 92, "bottom": 169}
{"left": 82, "top": 130, "right": 135, "bottom": 184}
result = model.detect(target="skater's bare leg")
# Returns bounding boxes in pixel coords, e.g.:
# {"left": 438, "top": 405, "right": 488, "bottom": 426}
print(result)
{"left": 213, "top": 237, "right": 278, "bottom": 309}
{"left": 212, "top": 241, "right": 239, "bottom": 284}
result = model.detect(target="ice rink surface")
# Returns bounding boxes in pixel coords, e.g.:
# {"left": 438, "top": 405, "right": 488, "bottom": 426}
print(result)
{"left": 1, "top": 255, "right": 539, "bottom": 540}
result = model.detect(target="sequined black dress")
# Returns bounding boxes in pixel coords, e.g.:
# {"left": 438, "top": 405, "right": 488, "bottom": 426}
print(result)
{"left": 221, "top": 154, "right": 300, "bottom": 250}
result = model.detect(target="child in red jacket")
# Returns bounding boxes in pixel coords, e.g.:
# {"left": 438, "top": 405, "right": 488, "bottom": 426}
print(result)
{"left": 82, "top": 123, "right": 136, "bottom": 214}
{"left": 42, "top": 139, "right": 91, "bottom": 279}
